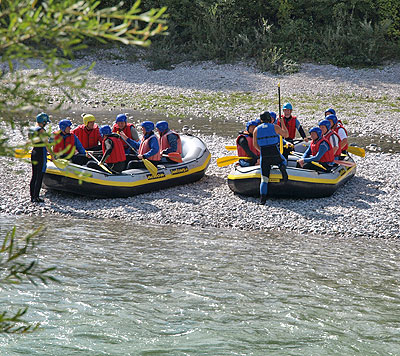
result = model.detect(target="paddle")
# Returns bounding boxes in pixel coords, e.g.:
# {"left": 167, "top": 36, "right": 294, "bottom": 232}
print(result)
{"left": 333, "top": 159, "right": 356, "bottom": 167}
{"left": 347, "top": 146, "right": 365, "bottom": 157}
{"left": 87, "top": 152, "right": 113, "bottom": 174}
{"left": 278, "top": 83, "right": 283, "bottom": 154}
{"left": 162, "top": 151, "right": 183, "bottom": 163}
{"left": 311, "top": 161, "right": 327, "bottom": 170}
{"left": 216, "top": 156, "right": 251, "bottom": 167}
{"left": 117, "top": 134, "right": 158, "bottom": 176}
{"left": 225, "top": 145, "right": 237, "bottom": 151}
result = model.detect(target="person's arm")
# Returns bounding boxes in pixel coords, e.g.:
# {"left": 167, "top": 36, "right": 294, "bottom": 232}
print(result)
{"left": 99, "top": 138, "right": 114, "bottom": 164}
{"left": 130, "top": 126, "right": 139, "bottom": 141}
{"left": 295, "top": 119, "right": 308, "bottom": 142}
{"left": 337, "top": 128, "right": 348, "bottom": 150}
{"left": 274, "top": 120, "right": 288, "bottom": 138}
{"left": 303, "top": 141, "right": 329, "bottom": 163}
{"left": 142, "top": 136, "right": 159, "bottom": 159}
{"left": 74, "top": 136, "right": 86, "bottom": 154}
{"left": 253, "top": 127, "right": 259, "bottom": 151}
{"left": 237, "top": 136, "right": 258, "bottom": 161}
{"left": 163, "top": 133, "right": 178, "bottom": 154}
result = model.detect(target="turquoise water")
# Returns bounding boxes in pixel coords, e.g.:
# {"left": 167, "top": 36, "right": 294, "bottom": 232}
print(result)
{"left": 1, "top": 216, "right": 400, "bottom": 355}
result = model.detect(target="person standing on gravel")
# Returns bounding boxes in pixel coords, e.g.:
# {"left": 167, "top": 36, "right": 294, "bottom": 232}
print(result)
{"left": 236, "top": 120, "right": 259, "bottom": 167}
{"left": 72, "top": 113, "right": 102, "bottom": 151}
{"left": 253, "top": 111, "right": 289, "bottom": 205}
{"left": 29, "top": 112, "right": 51, "bottom": 203}
{"left": 112, "top": 113, "right": 139, "bottom": 152}
{"left": 278, "top": 102, "right": 308, "bottom": 143}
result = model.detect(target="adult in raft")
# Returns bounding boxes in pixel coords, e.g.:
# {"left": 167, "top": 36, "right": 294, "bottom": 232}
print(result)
{"left": 278, "top": 102, "right": 308, "bottom": 143}
{"left": 253, "top": 111, "right": 289, "bottom": 205}
{"left": 52, "top": 119, "right": 88, "bottom": 165}
{"left": 87, "top": 125, "right": 126, "bottom": 173}
{"left": 29, "top": 112, "right": 51, "bottom": 203}
{"left": 155, "top": 121, "right": 182, "bottom": 163}
{"left": 236, "top": 120, "right": 259, "bottom": 167}
{"left": 123, "top": 121, "right": 161, "bottom": 170}
{"left": 112, "top": 113, "right": 139, "bottom": 152}
{"left": 71, "top": 113, "right": 102, "bottom": 151}
{"left": 297, "top": 127, "right": 334, "bottom": 172}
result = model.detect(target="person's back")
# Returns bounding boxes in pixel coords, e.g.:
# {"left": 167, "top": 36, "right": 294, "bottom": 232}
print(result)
{"left": 253, "top": 111, "right": 288, "bottom": 205}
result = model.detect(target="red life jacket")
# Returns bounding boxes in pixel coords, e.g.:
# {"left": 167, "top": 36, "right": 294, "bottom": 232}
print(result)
{"left": 334, "top": 123, "right": 348, "bottom": 155}
{"left": 102, "top": 136, "right": 126, "bottom": 164}
{"left": 324, "top": 130, "right": 340, "bottom": 155}
{"left": 112, "top": 123, "right": 135, "bottom": 149}
{"left": 139, "top": 134, "right": 161, "bottom": 161}
{"left": 72, "top": 124, "right": 101, "bottom": 149}
{"left": 53, "top": 132, "right": 76, "bottom": 156}
{"left": 160, "top": 130, "right": 182, "bottom": 156}
{"left": 310, "top": 136, "right": 334, "bottom": 163}
{"left": 279, "top": 115, "right": 297, "bottom": 140}
{"left": 236, "top": 133, "right": 259, "bottom": 158}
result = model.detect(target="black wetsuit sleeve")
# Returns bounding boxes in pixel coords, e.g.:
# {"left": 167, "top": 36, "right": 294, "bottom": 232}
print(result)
{"left": 237, "top": 136, "right": 258, "bottom": 162}
{"left": 102, "top": 138, "right": 114, "bottom": 162}
{"left": 298, "top": 126, "right": 306, "bottom": 139}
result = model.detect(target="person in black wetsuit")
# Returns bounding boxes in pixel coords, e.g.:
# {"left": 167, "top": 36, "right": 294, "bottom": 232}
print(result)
{"left": 29, "top": 112, "right": 51, "bottom": 203}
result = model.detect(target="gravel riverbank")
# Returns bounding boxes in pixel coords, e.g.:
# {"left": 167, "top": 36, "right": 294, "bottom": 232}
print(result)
{"left": 1, "top": 55, "right": 400, "bottom": 238}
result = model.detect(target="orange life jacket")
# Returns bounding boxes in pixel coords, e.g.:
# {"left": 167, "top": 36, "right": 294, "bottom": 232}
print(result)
{"left": 310, "top": 137, "right": 334, "bottom": 163}
{"left": 72, "top": 124, "right": 101, "bottom": 149}
{"left": 53, "top": 132, "right": 76, "bottom": 156}
{"left": 139, "top": 134, "right": 161, "bottom": 161}
{"left": 236, "top": 133, "right": 259, "bottom": 158}
{"left": 102, "top": 136, "right": 126, "bottom": 163}
{"left": 159, "top": 130, "right": 182, "bottom": 156}
{"left": 279, "top": 115, "right": 297, "bottom": 140}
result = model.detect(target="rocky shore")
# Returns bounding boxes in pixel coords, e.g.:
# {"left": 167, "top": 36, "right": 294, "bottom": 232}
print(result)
{"left": 1, "top": 54, "right": 399, "bottom": 238}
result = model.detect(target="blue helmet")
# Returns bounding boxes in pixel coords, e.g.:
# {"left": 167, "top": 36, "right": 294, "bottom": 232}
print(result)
{"left": 255, "top": 118, "right": 261, "bottom": 125}
{"left": 141, "top": 121, "right": 154, "bottom": 133}
{"left": 156, "top": 120, "right": 169, "bottom": 133}
{"left": 326, "top": 114, "right": 338, "bottom": 126}
{"left": 59, "top": 119, "right": 72, "bottom": 131}
{"left": 318, "top": 119, "right": 331, "bottom": 130}
{"left": 36, "top": 112, "right": 50, "bottom": 124}
{"left": 283, "top": 102, "right": 293, "bottom": 110}
{"left": 269, "top": 111, "right": 277, "bottom": 120}
{"left": 309, "top": 127, "right": 322, "bottom": 138}
{"left": 325, "top": 108, "right": 336, "bottom": 116}
{"left": 246, "top": 120, "right": 258, "bottom": 131}
{"left": 99, "top": 125, "right": 112, "bottom": 137}
{"left": 116, "top": 114, "right": 127, "bottom": 123}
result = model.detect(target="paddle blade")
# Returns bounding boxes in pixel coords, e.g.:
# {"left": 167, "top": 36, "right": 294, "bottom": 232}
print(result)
{"left": 334, "top": 160, "right": 356, "bottom": 167}
{"left": 166, "top": 152, "right": 183, "bottom": 163}
{"left": 225, "top": 145, "right": 237, "bottom": 151}
{"left": 143, "top": 159, "right": 158, "bottom": 176}
{"left": 347, "top": 146, "right": 365, "bottom": 157}
{"left": 216, "top": 156, "right": 251, "bottom": 167}
{"left": 311, "top": 161, "right": 327, "bottom": 170}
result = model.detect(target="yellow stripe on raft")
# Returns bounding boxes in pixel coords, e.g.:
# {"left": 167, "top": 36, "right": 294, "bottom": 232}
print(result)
{"left": 46, "top": 154, "right": 211, "bottom": 187}
{"left": 228, "top": 165, "right": 355, "bottom": 185}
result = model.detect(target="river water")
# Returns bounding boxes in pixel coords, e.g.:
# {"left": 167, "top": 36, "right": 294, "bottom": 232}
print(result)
{"left": 1, "top": 216, "right": 400, "bottom": 355}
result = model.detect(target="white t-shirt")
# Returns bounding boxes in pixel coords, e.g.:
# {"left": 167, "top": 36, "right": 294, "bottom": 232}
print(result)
{"left": 337, "top": 127, "right": 347, "bottom": 141}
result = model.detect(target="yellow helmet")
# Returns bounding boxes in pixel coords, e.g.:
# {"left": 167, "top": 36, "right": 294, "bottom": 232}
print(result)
{"left": 82, "top": 114, "right": 95, "bottom": 126}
